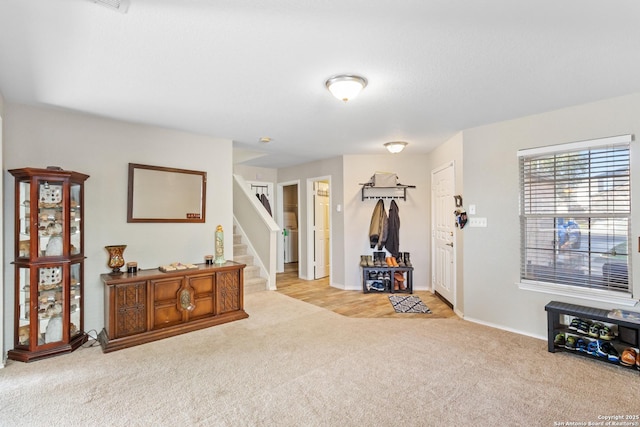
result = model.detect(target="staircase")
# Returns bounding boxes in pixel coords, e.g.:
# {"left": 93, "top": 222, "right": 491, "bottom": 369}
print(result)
{"left": 233, "top": 226, "right": 269, "bottom": 293}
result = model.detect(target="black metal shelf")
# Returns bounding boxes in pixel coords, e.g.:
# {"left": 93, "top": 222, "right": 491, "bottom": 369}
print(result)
{"left": 359, "top": 184, "right": 416, "bottom": 201}
{"left": 361, "top": 266, "right": 414, "bottom": 294}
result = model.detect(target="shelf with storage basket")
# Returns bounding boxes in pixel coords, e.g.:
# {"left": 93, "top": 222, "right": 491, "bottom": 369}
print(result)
{"left": 545, "top": 301, "right": 640, "bottom": 371}
{"left": 359, "top": 172, "right": 415, "bottom": 201}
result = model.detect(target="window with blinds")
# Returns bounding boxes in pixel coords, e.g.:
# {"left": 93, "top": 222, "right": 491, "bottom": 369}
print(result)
{"left": 518, "top": 135, "right": 632, "bottom": 296}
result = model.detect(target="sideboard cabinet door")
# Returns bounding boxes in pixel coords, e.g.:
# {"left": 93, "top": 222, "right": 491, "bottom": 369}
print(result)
{"left": 217, "top": 269, "right": 243, "bottom": 314}
{"left": 114, "top": 281, "right": 147, "bottom": 338}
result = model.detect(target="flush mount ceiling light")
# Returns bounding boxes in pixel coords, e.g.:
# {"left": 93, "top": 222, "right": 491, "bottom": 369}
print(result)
{"left": 325, "top": 75, "right": 367, "bottom": 102}
{"left": 89, "top": 0, "right": 130, "bottom": 13}
{"left": 384, "top": 141, "right": 408, "bottom": 154}
{"left": 259, "top": 137, "right": 272, "bottom": 144}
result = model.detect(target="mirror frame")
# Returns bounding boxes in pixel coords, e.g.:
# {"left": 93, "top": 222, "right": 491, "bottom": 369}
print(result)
{"left": 127, "top": 163, "right": 207, "bottom": 223}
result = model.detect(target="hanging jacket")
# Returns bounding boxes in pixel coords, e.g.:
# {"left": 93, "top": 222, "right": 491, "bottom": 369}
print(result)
{"left": 369, "top": 199, "right": 388, "bottom": 249}
{"left": 260, "top": 193, "right": 272, "bottom": 216}
{"left": 385, "top": 200, "right": 400, "bottom": 257}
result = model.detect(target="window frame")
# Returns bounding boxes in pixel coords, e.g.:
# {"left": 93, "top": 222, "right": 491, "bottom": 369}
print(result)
{"left": 516, "top": 134, "right": 636, "bottom": 306}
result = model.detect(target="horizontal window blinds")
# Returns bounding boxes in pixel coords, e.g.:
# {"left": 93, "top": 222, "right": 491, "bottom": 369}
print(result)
{"left": 519, "top": 135, "right": 632, "bottom": 293}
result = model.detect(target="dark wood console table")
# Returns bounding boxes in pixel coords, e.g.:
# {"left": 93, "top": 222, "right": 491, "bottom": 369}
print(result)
{"left": 98, "top": 261, "right": 247, "bottom": 353}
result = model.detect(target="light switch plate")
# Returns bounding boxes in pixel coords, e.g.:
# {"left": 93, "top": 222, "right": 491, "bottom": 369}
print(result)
{"left": 468, "top": 217, "right": 487, "bottom": 227}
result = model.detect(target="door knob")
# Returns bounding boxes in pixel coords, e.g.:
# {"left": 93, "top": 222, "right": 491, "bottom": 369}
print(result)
{"left": 445, "top": 242, "right": 454, "bottom": 247}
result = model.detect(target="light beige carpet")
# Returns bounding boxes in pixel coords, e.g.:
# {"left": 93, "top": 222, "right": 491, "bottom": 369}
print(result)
{"left": 0, "top": 291, "right": 638, "bottom": 426}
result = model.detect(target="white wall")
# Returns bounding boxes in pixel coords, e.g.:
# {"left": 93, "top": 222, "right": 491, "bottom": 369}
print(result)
{"left": 233, "top": 164, "right": 278, "bottom": 184}
{"left": 462, "top": 93, "right": 640, "bottom": 338}
{"left": 343, "top": 153, "right": 430, "bottom": 291}
{"left": 3, "top": 103, "right": 233, "bottom": 356}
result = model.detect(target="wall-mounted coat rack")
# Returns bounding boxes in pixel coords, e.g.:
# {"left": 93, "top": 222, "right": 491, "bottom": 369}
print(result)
{"left": 251, "top": 184, "right": 269, "bottom": 195}
{"left": 359, "top": 183, "right": 416, "bottom": 201}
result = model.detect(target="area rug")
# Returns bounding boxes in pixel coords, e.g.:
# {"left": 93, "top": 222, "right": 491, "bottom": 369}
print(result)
{"left": 388, "top": 295, "right": 432, "bottom": 313}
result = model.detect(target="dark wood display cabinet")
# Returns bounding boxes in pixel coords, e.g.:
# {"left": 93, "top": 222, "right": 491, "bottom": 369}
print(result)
{"left": 8, "top": 167, "right": 89, "bottom": 362}
{"left": 98, "top": 261, "right": 248, "bottom": 353}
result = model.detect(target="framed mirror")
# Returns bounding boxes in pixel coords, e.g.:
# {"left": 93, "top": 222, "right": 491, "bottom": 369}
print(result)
{"left": 127, "top": 163, "right": 206, "bottom": 223}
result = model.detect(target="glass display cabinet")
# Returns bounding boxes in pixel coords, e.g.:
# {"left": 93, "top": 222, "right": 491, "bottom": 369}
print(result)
{"left": 8, "top": 167, "right": 89, "bottom": 362}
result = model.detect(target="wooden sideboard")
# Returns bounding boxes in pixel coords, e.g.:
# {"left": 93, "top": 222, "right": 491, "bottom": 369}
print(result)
{"left": 98, "top": 261, "right": 247, "bottom": 353}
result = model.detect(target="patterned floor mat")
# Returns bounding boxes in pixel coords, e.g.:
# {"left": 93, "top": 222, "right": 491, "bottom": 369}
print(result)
{"left": 388, "top": 295, "right": 432, "bottom": 313}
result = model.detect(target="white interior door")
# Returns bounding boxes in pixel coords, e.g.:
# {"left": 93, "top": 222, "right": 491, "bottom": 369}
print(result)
{"left": 313, "top": 181, "right": 330, "bottom": 279}
{"left": 432, "top": 162, "right": 456, "bottom": 306}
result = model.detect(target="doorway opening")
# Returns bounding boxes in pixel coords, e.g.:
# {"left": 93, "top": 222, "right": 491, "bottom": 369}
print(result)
{"left": 282, "top": 183, "right": 299, "bottom": 276}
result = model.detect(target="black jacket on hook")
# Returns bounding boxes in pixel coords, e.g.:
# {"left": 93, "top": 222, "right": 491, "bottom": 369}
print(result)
{"left": 385, "top": 200, "right": 400, "bottom": 257}
{"left": 260, "top": 193, "right": 272, "bottom": 216}
{"left": 369, "top": 199, "right": 388, "bottom": 249}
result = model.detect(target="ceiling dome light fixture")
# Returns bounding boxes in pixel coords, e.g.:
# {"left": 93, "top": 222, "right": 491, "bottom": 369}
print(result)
{"left": 89, "top": 0, "right": 130, "bottom": 13}
{"left": 384, "top": 141, "right": 408, "bottom": 154}
{"left": 325, "top": 74, "right": 367, "bottom": 102}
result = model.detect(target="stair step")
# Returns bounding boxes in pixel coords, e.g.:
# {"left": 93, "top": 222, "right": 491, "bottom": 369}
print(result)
{"left": 234, "top": 254, "right": 253, "bottom": 265}
{"left": 233, "top": 224, "right": 268, "bottom": 293}
{"left": 234, "top": 243, "right": 247, "bottom": 256}
{"left": 244, "top": 277, "right": 268, "bottom": 293}
{"left": 244, "top": 265, "right": 260, "bottom": 279}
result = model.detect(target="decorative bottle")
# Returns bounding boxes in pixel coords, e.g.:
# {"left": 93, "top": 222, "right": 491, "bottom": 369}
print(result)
{"left": 214, "top": 225, "right": 225, "bottom": 265}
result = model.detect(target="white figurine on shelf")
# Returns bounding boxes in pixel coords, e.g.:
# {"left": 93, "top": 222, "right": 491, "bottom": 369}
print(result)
{"left": 45, "top": 222, "right": 63, "bottom": 256}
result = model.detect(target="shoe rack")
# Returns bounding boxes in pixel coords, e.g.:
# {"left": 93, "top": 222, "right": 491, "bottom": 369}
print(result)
{"left": 545, "top": 301, "right": 640, "bottom": 372}
{"left": 362, "top": 266, "right": 413, "bottom": 294}
{"left": 361, "top": 253, "right": 414, "bottom": 293}
{"left": 361, "top": 255, "right": 414, "bottom": 294}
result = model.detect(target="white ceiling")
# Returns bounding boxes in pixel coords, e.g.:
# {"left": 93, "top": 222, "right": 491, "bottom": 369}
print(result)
{"left": 1, "top": 0, "right": 640, "bottom": 168}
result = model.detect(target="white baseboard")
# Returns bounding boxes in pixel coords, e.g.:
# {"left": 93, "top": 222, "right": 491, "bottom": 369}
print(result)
{"left": 461, "top": 315, "right": 547, "bottom": 341}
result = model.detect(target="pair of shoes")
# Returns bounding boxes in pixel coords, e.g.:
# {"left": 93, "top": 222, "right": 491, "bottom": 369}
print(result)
{"left": 554, "top": 333, "right": 565, "bottom": 347}
{"left": 367, "top": 281, "right": 385, "bottom": 292}
{"left": 576, "top": 337, "right": 589, "bottom": 353}
{"left": 599, "top": 325, "right": 615, "bottom": 340}
{"left": 566, "top": 336, "right": 590, "bottom": 351}
{"left": 373, "top": 252, "right": 384, "bottom": 267}
{"left": 569, "top": 317, "right": 590, "bottom": 333}
{"left": 565, "top": 335, "right": 577, "bottom": 350}
{"left": 385, "top": 257, "right": 399, "bottom": 267}
{"left": 576, "top": 320, "right": 591, "bottom": 335}
{"left": 595, "top": 340, "right": 620, "bottom": 362}
{"left": 569, "top": 318, "right": 581, "bottom": 330}
{"left": 360, "top": 255, "right": 374, "bottom": 267}
{"left": 621, "top": 347, "right": 638, "bottom": 367}
{"left": 403, "top": 252, "right": 412, "bottom": 267}
{"left": 587, "top": 322, "right": 616, "bottom": 340}
{"left": 394, "top": 272, "right": 406, "bottom": 290}
{"left": 588, "top": 322, "right": 603, "bottom": 338}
